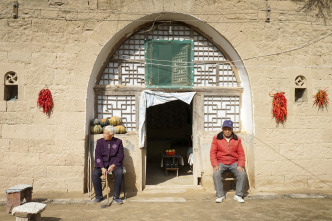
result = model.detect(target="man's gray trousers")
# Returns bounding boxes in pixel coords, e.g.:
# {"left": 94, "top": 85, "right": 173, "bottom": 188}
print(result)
{"left": 212, "top": 162, "right": 247, "bottom": 198}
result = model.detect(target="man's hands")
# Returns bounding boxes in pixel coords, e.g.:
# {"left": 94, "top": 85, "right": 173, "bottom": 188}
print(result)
{"left": 101, "top": 164, "right": 116, "bottom": 176}
{"left": 213, "top": 165, "right": 244, "bottom": 172}
{"left": 108, "top": 164, "right": 116, "bottom": 173}
{"left": 213, "top": 166, "right": 220, "bottom": 172}
{"left": 237, "top": 166, "right": 244, "bottom": 172}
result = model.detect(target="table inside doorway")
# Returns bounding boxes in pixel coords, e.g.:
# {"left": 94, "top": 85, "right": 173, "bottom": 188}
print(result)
{"left": 160, "top": 153, "right": 184, "bottom": 176}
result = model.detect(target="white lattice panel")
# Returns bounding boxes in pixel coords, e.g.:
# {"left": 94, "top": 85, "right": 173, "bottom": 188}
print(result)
{"left": 194, "top": 63, "right": 218, "bottom": 86}
{"left": 97, "top": 24, "right": 242, "bottom": 132}
{"left": 204, "top": 96, "right": 240, "bottom": 131}
{"left": 121, "top": 62, "right": 145, "bottom": 85}
{"left": 194, "top": 63, "right": 237, "bottom": 87}
{"left": 98, "top": 24, "right": 238, "bottom": 87}
{"left": 193, "top": 34, "right": 226, "bottom": 61}
{"left": 97, "top": 95, "right": 136, "bottom": 131}
{"left": 100, "top": 62, "right": 119, "bottom": 85}
{"left": 218, "top": 64, "right": 237, "bottom": 87}
{"left": 172, "top": 44, "right": 191, "bottom": 84}
{"left": 114, "top": 34, "right": 145, "bottom": 60}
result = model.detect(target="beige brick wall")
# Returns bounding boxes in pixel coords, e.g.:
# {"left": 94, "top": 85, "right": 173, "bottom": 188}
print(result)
{"left": 0, "top": 0, "right": 331, "bottom": 196}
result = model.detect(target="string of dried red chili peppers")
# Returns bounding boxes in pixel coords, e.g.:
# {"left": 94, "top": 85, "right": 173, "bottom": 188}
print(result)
{"left": 313, "top": 88, "right": 329, "bottom": 109}
{"left": 270, "top": 92, "right": 287, "bottom": 124}
{"left": 37, "top": 89, "right": 54, "bottom": 114}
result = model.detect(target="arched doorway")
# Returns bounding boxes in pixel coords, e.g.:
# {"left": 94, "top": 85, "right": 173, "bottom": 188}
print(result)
{"left": 86, "top": 12, "right": 253, "bottom": 191}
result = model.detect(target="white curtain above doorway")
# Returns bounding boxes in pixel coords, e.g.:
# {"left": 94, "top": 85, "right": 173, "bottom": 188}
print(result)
{"left": 139, "top": 90, "right": 196, "bottom": 148}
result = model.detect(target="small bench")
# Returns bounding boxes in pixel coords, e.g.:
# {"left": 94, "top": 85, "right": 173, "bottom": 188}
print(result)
{"left": 11, "top": 202, "right": 47, "bottom": 221}
{"left": 165, "top": 167, "right": 179, "bottom": 177}
{"left": 222, "top": 172, "right": 236, "bottom": 191}
{"left": 223, "top": 171, "right": 235, "bottom": 181}
{"left": 6, "top": 184, "right": 33, "bottom": 214}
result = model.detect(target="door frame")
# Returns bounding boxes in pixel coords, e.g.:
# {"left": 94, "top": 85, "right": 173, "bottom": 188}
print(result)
{"left": 142, "top": 96, "right": 197, "bottom": 189}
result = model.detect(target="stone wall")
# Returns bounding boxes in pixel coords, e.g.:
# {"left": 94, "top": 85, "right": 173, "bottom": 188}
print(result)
{"left": 0, "top": 0, "right": 331, "bottom": 196}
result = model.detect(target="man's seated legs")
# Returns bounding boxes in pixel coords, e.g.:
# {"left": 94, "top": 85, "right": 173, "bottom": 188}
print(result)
{"left": 212, "top": 163, "right": 229, "bottom": 199}
{"left": 91, "top": 166, "right": 123, "bottom": 203}
{"left": 228, "top": 162, "right": 247, "bottom": 198}
{"left": 92, "top": 168, "right": 104, "bottom": 202}
{"left": 112, "top": 166, "right": 123, "bottom": 200}
{"left": 213, "top": 162, "right": 247, "bottom": 203}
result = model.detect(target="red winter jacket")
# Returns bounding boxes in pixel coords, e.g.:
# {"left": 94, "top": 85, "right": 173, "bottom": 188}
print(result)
{"left": 210, "top": 132, "right": 245, "bottom": 168}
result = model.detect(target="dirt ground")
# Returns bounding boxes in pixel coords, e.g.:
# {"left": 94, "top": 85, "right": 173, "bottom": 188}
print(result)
{"left": 1, "top": 188, "right": 332, "bottom": 221}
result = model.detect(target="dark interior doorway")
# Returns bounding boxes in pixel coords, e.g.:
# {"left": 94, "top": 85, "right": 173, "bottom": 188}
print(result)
{"left": 146, "top": 100, "right": 193, "bottom": 185}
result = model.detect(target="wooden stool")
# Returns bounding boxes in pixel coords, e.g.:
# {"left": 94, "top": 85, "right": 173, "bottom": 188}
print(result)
{"left": 223, "top": 172, "right": 235, "bottom": 181}
{"left": 222, "top": 172, "right": 236, "bottom": 191}
{"left": 104, "top": 167, "right": 126, "bottom": 199}
{"left": 6, "top": 184, "right": 33, "bottom": 214}
{"left": 11, "top": 202, "right": 46, "bottom": 221}
{"left": 165, "top": 167, "right": 179, "bottom": 177}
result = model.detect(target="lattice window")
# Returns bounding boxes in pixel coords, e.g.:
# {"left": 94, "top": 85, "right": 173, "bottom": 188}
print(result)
{"left": 193, "top": 64, "right": 237, "bottom": 87}
{"left": 218, "top": 64, "right": 237, "bottom": 87}
{"left": 194, "top": 63, "right": 217, "bottom": 86}
{"left": 97, "top": 95, "right": 136, "bottom": 131}
{"left": 98, "top": 23, "right": 238, "bottom": 87}
{"left": 172, "top": 44, "right": 191, "bottom": 85}
{"left": 100, "top": 62, "right": 119, "bottom": 85}
{"left": 295, "top": 75, "right": 306, "bottom": 87}
{"left": 4, "top": 71, "right": 18, "bottom": 101}
{"left": 121, "top": 62, "right": 146, "bottom": 85}
{"left": 5, "top": 72, "right": 18, "bottom": 85}
{"left": 204, "top": 96, "right": 240, "bottom": 131}
{"left": 193, "top": 34, "right": 226, "bottom": 61}
{"left": 97, "top": 24, "right": 242, "bottom": 132}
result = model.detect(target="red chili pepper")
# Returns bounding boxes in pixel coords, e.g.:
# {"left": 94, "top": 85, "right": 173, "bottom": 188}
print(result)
{"left": 313, "top": 88, "right": 328, "bottom": 109}
{"left": 37, "top": 89, "right": 54, "bottom": 115}
{"left": 270, "top": 92, "right": 287, "bottom": 124}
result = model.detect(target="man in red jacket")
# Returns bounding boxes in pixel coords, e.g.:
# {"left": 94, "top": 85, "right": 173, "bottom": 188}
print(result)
{"left": 210, "top": 120, "right": 247, "bottom": 203}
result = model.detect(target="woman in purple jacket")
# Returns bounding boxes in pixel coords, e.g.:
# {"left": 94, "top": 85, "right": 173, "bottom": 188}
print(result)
{"left": 92, "top": 125, "right": 124, "bottom": 204}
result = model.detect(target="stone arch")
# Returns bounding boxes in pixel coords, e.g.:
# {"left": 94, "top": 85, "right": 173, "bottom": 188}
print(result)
{"left": 85, "top": 12, "right": 254, "bottom": 191}
{"left": 86, "top": 12, "right": 253, "bottom": 134}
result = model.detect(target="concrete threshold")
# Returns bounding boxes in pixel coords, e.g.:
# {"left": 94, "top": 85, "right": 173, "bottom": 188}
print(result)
{"left": 144, "top": 185, "right": 202, "bottom": 189}
{"left": 129, "top": 197, "right": 187, "bottom": 203}
{"left": 143, "top": 185, "right": 202, "bottom": 194}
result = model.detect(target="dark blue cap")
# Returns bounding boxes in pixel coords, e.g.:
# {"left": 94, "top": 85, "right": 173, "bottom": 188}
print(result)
{"left": 222, "top": 120, "right": 233, "bottom": 129}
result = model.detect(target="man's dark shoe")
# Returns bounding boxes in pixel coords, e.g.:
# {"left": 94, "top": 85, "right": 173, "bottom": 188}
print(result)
{"left": 113, "top": 198, "right": 123, "bottom": 204}
{"left": 93, "top": 197, "right": 103, "bottom": 203}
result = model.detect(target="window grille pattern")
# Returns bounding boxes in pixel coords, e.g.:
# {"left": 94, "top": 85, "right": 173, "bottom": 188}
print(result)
{"left": 5, "top": 72, "right": 18, "bottom": 85}
{"left": 218, "top": 64, "right": 237, "bottom": 87}
{"left": 204, "top": 96, "right": 240, "bottom": 131}
{"left": 193, "top": 34, "right": 226, "bottom": 61}
{"left": 97, "top": 24, "right": 242, "bottom": 132}
{"left": 194, "top": 63, "right": 218, "bottom": 86}
{"left": 120, "top": 62, "right": 146, "bottom": 85}
{"left": 97, "top": 95, "right": 136, "bottom": 131}
{"left": 172, "top": 44, "right": 191, "bottom": 85}
{"left": 295, "top": 75, "right": 306, "bottom": 87}
{"left": 144, "top": 39, "right": 194, "bottom": 88}
{"left": 193, "top": 64, "right": 237, "bottom": 87}
{"left": 98, "top": 24, "right": 238, "bottom": 87}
